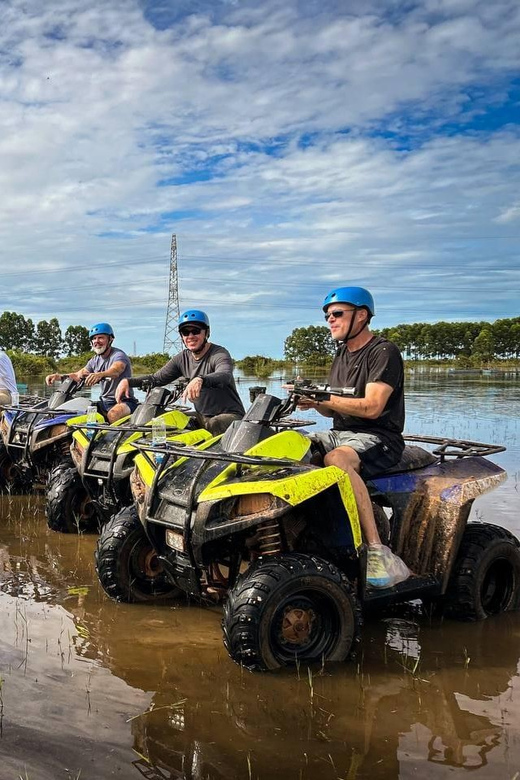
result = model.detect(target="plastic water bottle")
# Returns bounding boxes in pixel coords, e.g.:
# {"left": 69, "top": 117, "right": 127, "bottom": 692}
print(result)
{"left": 11, "top": 390, "right": 19, "bottom": 408}
{"left": 86, "top": 404, "right": 97, "bottom": 439}
{"left": 151, "top": 416, "right": 167, "bottom": 464}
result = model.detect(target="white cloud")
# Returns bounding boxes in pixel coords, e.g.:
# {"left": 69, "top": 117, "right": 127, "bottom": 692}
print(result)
{"left": 0, "top": 0, "right": 518, "bottom": 357}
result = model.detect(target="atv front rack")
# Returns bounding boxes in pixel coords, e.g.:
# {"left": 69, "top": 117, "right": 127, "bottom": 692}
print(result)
{"left": 70, "top": 421, "right": 190, "bottom": 434}
{"left": 404, "top": 434, "right": 506, "bottom": 461}
{"left": 132, "top": 439, "right": 301, "bottom": 469}
{"left": 4, "top": 394, "right": 46, "bottom": 409}
{"left": 271, "top": 417, "right": 315, "bottom": 430}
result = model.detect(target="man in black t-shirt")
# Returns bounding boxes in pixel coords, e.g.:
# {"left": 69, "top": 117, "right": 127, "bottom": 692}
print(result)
{"left": 116, "top": 309, "right": 244, "bottom": 435}
{"left": 297, "top": 286, "right": 408, "bottom": 588}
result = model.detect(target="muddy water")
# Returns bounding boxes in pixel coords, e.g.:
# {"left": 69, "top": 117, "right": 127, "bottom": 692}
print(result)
{"left": 0, "top": 375, "right": 519, "bottom": 779}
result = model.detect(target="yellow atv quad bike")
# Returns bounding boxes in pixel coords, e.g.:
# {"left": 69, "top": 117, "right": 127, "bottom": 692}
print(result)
{"left": 95, "top": 382, "right": 517, "bottom": 671}
{"left": 45, "top": 378, "right": 211, "bottom": 534}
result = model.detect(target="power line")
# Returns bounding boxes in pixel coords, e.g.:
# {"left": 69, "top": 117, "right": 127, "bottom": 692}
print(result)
{"left": 0, "top": 253, "right": 167, "bottom": 279}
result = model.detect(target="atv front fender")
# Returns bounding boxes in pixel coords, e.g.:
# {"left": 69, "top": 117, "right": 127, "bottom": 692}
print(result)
{"left": 197, "top": 464, "right": 362, "bottom": 548}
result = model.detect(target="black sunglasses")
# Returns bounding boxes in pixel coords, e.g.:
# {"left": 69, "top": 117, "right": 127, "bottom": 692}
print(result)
{"left": 180, "top": 326, "right": 203, "bottom": 336}
{"left": 324, "top": 309, "right": 355, "bottom": 321}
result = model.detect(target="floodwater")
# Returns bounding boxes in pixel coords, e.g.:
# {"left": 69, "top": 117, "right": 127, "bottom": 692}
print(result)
{"left": 0, "top": 373, "right": 519, "bottom": 780}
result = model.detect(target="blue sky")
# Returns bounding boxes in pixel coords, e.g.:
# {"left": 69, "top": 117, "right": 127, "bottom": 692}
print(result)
{"left": 1, "top": 0, "right": 519, "bottom": 359}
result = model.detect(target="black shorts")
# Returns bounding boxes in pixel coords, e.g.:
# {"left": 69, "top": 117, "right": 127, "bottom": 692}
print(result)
{"left": 99, "top": 396, "right": 139, "bottom": 416}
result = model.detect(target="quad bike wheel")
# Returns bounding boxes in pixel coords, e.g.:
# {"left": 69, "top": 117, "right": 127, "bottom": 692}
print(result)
{"left": 46, "top": 464, "right": 99, "bottom": 533}
{"left": 0, "top": 441, "right": 33, "bottom": 494}
{"left": 443, "top": 523, "right": 520, "bottom": 621}
{"left": 95, "top": 506, "right": 180, "bottom": 603}
{"left": 222, "top": 553, "right": 362, "bottom": 671}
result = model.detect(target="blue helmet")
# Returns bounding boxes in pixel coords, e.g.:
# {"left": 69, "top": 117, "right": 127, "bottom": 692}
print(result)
{"left": 178, "top": 309, "right": 210, "bottom": 331}
{"left": 89, "top": 322, "right": 114, "bottom": 339}
{"left": 322, "top": 287, "right": 375, "bottom": 316}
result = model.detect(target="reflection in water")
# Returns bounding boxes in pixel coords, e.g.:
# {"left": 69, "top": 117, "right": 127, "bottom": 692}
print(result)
{"left": 2, "top": 504, "right": 520, "bottom": 779}
{"left": 0, "top": 376, "right": 519, "bottom": 778}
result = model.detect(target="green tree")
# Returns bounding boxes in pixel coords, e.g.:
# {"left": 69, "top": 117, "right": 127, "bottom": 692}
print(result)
{"left": 34, "top": 318, "right": 63, "bottom": 359}
{"left": 64, "top": 325, "right": 91, "bottom": 356}
{"left": 284, "top": 326, "right": 336, "bottom": 365}
{"left": 0, "top": 311, "right": 35, "bottom": 351}
{"left": 472, "top": 328, "right": 495, "bottom": 363}
{"left": 511, "top": 323, "right": 520, "bottom": 359}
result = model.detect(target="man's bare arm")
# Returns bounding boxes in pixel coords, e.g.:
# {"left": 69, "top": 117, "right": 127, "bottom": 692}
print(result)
{"left": 300, "top": 381, "right": 393, "bottom": 420}
{"left": 84, "top": 360, "right": 126, "bottom": 387}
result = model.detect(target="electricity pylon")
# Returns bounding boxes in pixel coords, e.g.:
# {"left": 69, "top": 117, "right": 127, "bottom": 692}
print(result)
{"left": 163, "top": 234, "right": 182, "bottom": 354}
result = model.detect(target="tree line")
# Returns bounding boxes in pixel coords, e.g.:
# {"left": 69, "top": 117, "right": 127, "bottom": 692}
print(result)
{"left": 376, "top": 317, "right": 520, "bottom": 362}
{"left": 2, "top": 309, "right": 518, "bottom": 377}
{"left": 236, "top": 316, "right": 520, "bottom": 373}
{"left": 0, "top": 311, "right": 91, "bottom": 358}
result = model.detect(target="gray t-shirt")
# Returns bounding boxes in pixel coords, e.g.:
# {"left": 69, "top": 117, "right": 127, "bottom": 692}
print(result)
{"left": 129, "top": 344, "right": 245, "bottom": 418}
{"left": 86, "top": 347, "right": 134, "bottom": 405}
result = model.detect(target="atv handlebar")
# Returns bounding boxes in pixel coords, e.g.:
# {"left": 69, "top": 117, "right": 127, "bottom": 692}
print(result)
{"left": 141, "top": 376, "right": 189, "bottom": 403}
{"left": 287, "top": 380, "right": 356, "bottom": 402}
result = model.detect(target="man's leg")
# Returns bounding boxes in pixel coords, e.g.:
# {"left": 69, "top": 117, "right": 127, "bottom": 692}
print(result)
{"left": 203, "top": 413, "right": 243, "bottom": 436}
{"left": 324, "top": 442, "right": 409, "bottom": 588}
{"left": 323, "top": 446, "right": 381, "bottom": 545}
{"left": 106, "top": 401, "right": 132, "bottom": 423}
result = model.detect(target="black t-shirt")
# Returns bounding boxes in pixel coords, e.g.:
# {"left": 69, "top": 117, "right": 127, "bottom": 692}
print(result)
{"left": 328, "top": 335, "right": 405, "bottom": 448}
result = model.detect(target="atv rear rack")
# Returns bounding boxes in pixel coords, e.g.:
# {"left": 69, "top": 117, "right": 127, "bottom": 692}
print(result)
{"left": 404, "top": 434, "right": 506, "bottom": 461}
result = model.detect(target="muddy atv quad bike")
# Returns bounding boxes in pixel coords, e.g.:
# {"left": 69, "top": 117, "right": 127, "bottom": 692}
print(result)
{"left": 45, "top": 379, "right": 211, "bottom": 534}
{"left": 95, "top": 382, "right": 518, "bottom": 671}
{"left": 0, "top": 377, "right": 91, "bottom": 492}
{"left": 0, "top": 393, "right": 48, "bottom": 493}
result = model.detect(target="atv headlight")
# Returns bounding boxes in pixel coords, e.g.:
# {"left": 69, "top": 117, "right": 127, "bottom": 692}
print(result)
{"left": 165, "top": 529, "right": 184, "bottom": 552}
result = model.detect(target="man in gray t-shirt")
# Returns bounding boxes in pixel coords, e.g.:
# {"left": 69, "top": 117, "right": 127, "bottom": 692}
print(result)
{"left": 45, "top": 322, "right": 137, "bottom": 422}
{"left": 116, "top": 309, "right": 244, "bottom": 435}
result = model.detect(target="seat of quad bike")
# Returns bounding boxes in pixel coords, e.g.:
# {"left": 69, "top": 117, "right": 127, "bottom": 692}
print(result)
{"left": 371, "top": 445, "right": 437, "bottom": 478}
{"left": 54, "top": 397, "right": 91, "bottom": 413}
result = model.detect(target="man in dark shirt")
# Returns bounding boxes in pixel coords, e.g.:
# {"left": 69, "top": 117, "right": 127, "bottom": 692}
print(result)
{"left": 116, "top": 309, "right": 245, "bottom": 435}
{"left": 45, "top": 322, "right": 138, "bottom": 422}
{"left": 298, "top": 287, "right": 408, "bottom": 588}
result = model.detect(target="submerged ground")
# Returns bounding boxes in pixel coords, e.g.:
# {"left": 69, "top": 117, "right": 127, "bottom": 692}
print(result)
{"left": 0, "top": 373, "right": 519, "bottom": 780}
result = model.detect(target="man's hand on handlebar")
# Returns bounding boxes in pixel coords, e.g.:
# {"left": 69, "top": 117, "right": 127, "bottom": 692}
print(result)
{"left": 45, "top": 373, "right": 62, "bottom": 386}
{"left": 115, "top": 377, "right": 130, "bottom": 403}
{"left": 182, "top": 377, "right": 203, "bottom": 403}
{"left": 296, "top": 396, "right": 321, "bottom": 411}
{"left": 84, "top": 372, "right": 103, "bottom": 387}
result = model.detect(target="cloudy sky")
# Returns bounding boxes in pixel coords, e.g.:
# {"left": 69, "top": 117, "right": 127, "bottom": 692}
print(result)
{"left": 1, "top": 0, "right": 519, "bottom": 358}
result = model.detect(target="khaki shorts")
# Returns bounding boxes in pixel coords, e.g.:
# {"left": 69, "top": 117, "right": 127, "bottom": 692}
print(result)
{"left": 311, "top": 429, "right": 403, "bottom": 479}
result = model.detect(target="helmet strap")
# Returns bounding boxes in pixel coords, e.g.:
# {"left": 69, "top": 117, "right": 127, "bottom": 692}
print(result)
{"left": 343, "top": 308, "right": 369, "bottom": 342}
